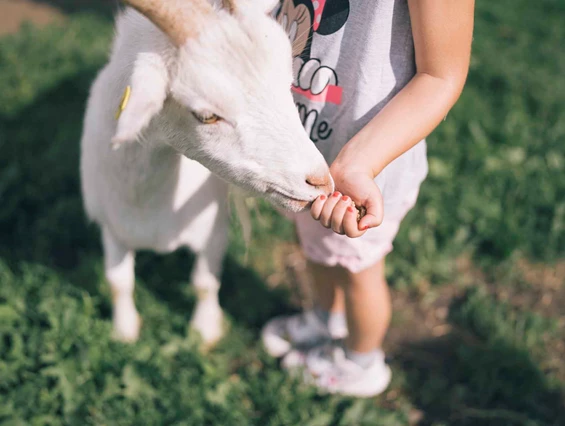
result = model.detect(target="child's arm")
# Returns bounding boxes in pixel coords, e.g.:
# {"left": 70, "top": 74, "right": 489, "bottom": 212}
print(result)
{"left": 311, "top": 0, "right": 475, "bottom": 238}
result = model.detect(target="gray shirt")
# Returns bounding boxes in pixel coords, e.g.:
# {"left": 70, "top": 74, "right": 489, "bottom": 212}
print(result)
{"left": 276, "top": 0, "right": 428, "bottom": 210}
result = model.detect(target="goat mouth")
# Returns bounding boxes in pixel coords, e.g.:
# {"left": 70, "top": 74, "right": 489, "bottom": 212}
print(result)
{"left": 266, "top": 188, "right": 311, "bottom": 209}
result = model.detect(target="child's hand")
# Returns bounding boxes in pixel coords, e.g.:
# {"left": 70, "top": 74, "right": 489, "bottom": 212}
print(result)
{"left": 310, "top": 167, "right": 384, "bottom": 238}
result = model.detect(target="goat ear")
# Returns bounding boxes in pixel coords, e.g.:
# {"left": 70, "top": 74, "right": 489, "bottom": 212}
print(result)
{"left": 112, "top": 53, "right": 169, "bottom": 147}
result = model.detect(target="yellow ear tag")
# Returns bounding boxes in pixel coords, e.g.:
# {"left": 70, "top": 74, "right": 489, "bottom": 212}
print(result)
{"left": 115, "top": 85, "right": 132, "bottom": 120}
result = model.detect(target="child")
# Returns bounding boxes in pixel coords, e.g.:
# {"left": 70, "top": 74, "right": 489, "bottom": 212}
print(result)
{"left": 262, "top": 0, "right": 475, "bottom": 397}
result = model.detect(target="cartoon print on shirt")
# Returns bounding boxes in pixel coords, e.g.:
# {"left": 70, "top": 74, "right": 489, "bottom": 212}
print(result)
{"left": 276, "top": 0, "right": 349, "bottom": 142}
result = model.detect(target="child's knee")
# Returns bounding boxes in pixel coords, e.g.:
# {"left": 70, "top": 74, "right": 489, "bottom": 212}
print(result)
{"left": 342, "top": 259, "right": 386, "bottom": 289}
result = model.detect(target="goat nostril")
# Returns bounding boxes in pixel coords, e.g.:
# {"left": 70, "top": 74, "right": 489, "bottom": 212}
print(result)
{"left": 305, "top": 174, "right": 332, "bottom": 189}
{"left": 306, "top": 177, "right": 322, "bottom": 187}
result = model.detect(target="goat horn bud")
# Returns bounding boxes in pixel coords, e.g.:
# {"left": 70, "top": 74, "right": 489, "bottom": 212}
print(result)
{"left": 122, "top": 0, "right": 213, "bottom": 46}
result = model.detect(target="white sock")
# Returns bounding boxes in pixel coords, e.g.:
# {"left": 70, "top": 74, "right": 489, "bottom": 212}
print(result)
{"left": 345, "top": 348, "right": 382, "bottom": 369}
{"left": 314, "top": 307, "right": 346, "bottom": 332}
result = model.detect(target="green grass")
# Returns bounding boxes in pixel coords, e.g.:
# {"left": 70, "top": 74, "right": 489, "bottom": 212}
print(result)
{"left": 398, "top": 287, "right": 563, "bottom": 426}
{"left": 0, "top": 2, "right": 564, "bottom": 425}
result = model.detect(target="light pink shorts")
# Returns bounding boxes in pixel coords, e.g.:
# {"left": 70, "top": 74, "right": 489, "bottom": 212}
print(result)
{"left": 286, "top": 189, "right": 421, "bottom": 273}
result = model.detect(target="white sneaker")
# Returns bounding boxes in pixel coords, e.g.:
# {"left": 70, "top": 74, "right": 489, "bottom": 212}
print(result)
{"left": 261, "top": 311, "right": 347, "bottom": 358}
{"left": 282, "top": 343, "right": 392, "bottom": 398}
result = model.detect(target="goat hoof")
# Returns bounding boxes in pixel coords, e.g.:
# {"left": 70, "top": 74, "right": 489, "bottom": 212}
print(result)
{"left": 190, "top": 309, "right": 226, "bottom": 350}
{"left": 112, "top": 312, "right": 142, "bottom": 343}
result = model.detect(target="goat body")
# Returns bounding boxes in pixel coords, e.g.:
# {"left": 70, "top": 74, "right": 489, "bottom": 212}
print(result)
{"left": 81, "top": 4, "right": 332, "bottom": 344}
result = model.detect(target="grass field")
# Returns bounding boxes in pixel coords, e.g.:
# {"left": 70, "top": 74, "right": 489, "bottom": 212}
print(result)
{"left": 0, "top": 1, "right": 564, "bottom": 425}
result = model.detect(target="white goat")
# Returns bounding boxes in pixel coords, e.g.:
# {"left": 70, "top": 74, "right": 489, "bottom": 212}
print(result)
{"left": 80, "top": 0, "right": 333, "bottom": 344}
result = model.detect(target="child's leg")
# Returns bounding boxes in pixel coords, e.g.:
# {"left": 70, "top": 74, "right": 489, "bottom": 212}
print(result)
{"left": 281, "top": 257, "right": 392, "bottom": 397}
{"left": 308, "top": 261, "right": 345, "bottom": 313}
{"left": 309, "top": 259, "right": 390, "bottom": 352}
{"left": 261, "top": 261, "right": 347, "bottom": 358}
{"left": 342, "top": 259, "right": 390, "bottom": 352}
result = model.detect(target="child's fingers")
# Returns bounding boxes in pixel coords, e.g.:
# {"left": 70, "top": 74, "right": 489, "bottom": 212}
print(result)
{"left": 319, "top": 191, "right": 341, "bottom": 228}
{"left": 330, "top": 195, "right": 350, "bottom": 234}
{"left": 358, "top": 212, "right": 383, "bottom": 231}
{"left": 343, "top": 205, "right": 366, "bottom": 238}
{"left": 310, "top": 194, "right": 327, "bottom": 220}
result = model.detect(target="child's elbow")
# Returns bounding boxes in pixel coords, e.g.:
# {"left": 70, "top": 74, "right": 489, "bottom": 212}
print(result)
{"left": 433, "top": 65, "right": 469, "bottom": 108}
{"left": 445, "top": 60, "right": 471, "bottom": 102}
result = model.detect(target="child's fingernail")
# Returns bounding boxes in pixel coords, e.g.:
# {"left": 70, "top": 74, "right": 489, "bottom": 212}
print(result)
{"left": 320, "top": 195, "right": 326, "bottom": 201}
{"left": 341, "top": 195, "right": 349, "bottom": 202}
{"left": 362, "top": 225, "right": 369, "bottom": 230}
{"left": 332, "top": 191, "right": 340, "bottom": 197}
{"left": 347, "top": 206, "right": 354, "bottom": 213}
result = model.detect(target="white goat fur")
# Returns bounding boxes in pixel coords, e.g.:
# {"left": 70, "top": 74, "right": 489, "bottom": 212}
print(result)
{"left": 80, "top": 3, "right": 333, "bottom": 344}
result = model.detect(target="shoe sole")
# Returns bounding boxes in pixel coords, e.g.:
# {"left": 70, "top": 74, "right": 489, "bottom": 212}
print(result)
{"left": 327, "top": 365, "right": 392, "bottom": 398}
{"left": 261, "top": 321, "right": 292, "bottom": 358}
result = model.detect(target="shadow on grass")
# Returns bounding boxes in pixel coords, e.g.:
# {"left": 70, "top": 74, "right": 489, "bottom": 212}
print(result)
{"left": 136, "top": 249, "right": 294, "bottom": 331}
{"left": 0, "top": 69, "right": 293, "bottom": 333}
{"left": 393, "top": 294, "right": 565, "bottom": 426}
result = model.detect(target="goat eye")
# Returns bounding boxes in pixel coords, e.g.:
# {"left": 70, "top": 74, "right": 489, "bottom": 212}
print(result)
{"left": 192, "top": 112, "right": 221, "bottom": 124}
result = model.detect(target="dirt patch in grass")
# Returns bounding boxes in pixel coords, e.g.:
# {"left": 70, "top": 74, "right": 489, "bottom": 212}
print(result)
{"left": 0, "top": 0, "right": 65, "bottom": 35}
{"left": 272, "top": 242, "right": 565, "bottom": 379}
{"left": 488, "top": 258, "right": 565, "bottom": 382}
{"left": 0, "top": 0, "right": 118, "bottom": 36}
{"left": 500, "top": 258, "right": 565, "bottom": 318}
